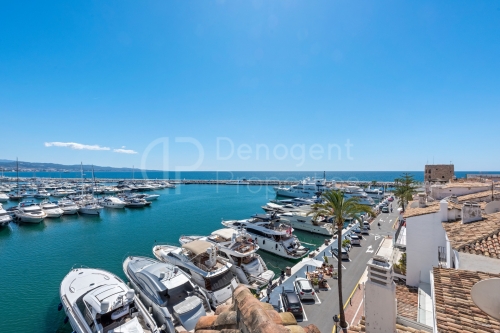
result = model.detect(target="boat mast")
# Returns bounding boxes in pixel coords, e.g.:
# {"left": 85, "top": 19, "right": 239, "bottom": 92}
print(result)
{"left": 16, "top": 158, "right": 19, "bottom": 195}
{"left": 80, "top": 162, "right": 84, "bottom": 195}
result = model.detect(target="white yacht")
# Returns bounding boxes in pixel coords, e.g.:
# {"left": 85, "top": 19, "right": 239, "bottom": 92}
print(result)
{"left": 40, "top": 200, "right": 64, "bottom": 218}
{"left": 364, "top": 187, "right": 384, "bottom": 199}
{"left": 222, "top": 214, "right": 309, "bottom": 260}
{"left": 34, "top": 189, "right": 51, "bottom": 198}
{"left": 180, "top": 228, "right": 275, "bottom": 290}
{"left": 278, "top": 211, "right": 333, "bottom": 236}
{"left": 123, "top": 256, "right": 211, "bottom": 333}
{"left": 60, "top": 267, "right": 160, "bottom": 333}
{"left": 0, "top": 204, "right": 12, "bottom": 227}
{"left": 0, "top": 193, "right": 8, "bottom": 202}
{"left": 100, "top": 196, "right": 126, "bottom": 209}
{"left": 52, "top": 188, "right": 76, "bottom": 197}
{"left": 274, "top": 177, "right": 329, "bottom": 198}
{"left": 58, "top": 199, "right": 79, "bottom": 215}
{"left": 15, "top": 201, "right": 47, "bottom": 223}
{"left": 337, "top": 185, "right": 375, "bottom": 206}
{"left": 124, "top": 198, "right": 149, "bottom": 208}
{"left": 153, "top": 240, "right": 238, "bottom": 308}
{"left": 132, "top": 194, "right": 160, "bottom": 202}
{"left": 78, "top": 200, "right": 103, "bottom": 216}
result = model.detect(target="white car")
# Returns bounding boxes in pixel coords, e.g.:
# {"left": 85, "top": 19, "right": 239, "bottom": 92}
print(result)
{"left": 294, "top": 278, "right": 315, "bottom": 300}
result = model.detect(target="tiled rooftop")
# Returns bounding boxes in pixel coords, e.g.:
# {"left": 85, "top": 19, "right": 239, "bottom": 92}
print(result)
{"left": 395, "top": 282, "right": 418, "bottom": 321}
{"left": 458, "top": 190, "right": 500, "bottom": 202}
{"left": 440, "top": 182, "right": 492, "bottom": 188}
{"left": 403, "top": 200, "right": 461, "bottom": 218}
{"left": 433, "top": 267, "right": 500, "bottom": 333}
{"left": 442, "top": 211, "right": 500, "bottom": 258}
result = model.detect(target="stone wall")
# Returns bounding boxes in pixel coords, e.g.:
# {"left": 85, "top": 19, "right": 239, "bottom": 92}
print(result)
{"left": 424, "top": 164, "right": 454, "bottom": 182}
{"left": 190, "top": 285, "right": 321, "bottom": 333}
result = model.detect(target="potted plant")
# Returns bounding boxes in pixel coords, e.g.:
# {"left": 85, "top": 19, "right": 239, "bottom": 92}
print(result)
{"left": 312, "top": 278, "right": 319, "bottom": 291}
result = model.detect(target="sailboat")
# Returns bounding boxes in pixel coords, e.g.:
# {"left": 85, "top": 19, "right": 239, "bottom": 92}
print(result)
{"left": 77, "top": 164, "right": 103, "bottom": 216}
{"left": 9, "top": 158, "right": 23, "bottom": 201}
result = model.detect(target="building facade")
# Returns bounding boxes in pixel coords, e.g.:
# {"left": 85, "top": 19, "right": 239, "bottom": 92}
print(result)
{"left": 424, "top": 164, "right": 454, "bottom": 182}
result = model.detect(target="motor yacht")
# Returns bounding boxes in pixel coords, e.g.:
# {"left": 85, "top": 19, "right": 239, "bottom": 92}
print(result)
{"left": 153, "top": 240, "right": 238, "bottom": 308}
{"left": 52, "top": 188, "right": 76, "bottom": 197}
{"left": 34, "top": 189, "right": 51, "bottom": 198}
{"left": 100, "top": 196, "right": 126, "bottom": 209}
{"left": 133, "top": 194, "right": 160, "bottom": 202}
{"left": 78, "top": 200, "right": 103, "bottom": 215}
{"left": 364, "top": 187, "right": 384, "bottom": 199}
{"left": 40, "top": 200, "right": 64, "bottom": 218}
{"left": 0, "top": 203, "right": 12, "bottom": 227}
{"left": 15, "top": 200, "right": 47, "bottom": 223}
{"left": 0, "top": 192, "right": 8, "bottom": 202}
{"left": 60, "top": 267, "right": 160, "bottom": 333}
{"left": 57, "top": 199, "right": 79, "bottom": 215}
{"left": 337, "top": 185, "right": 375, "bottom": 206}
{"left": 123, "top": 256, "right": 211, "bottom": 332}
{"left": 277, "top": 211, "right": 333, "bottom": 236}
{"left": 180, "top": 228, "right": 274, "bottom": 290}
{"left": 124, "top": 198, "right": 150, "bottom": 208}
{"left": 274, "top": 177, "right": 329, "bottom": 198}
{"left": 222, "top": 214, "right": 309, "bottom": 260}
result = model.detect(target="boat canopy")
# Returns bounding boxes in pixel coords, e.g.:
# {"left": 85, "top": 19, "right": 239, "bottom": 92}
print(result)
{"left": 182, "top": 240, "right": 213, "bottom": 256}
{"left": 210, "top": 228, "right": 236, "bottom": 239}
{"left": 83, "top": 285, "right": 128, "bottom": 314}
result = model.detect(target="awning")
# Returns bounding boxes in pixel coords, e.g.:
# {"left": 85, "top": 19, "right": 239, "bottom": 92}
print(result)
{"left": 211, "top": 228, "right": 236, "bottom": 239}
{"left": 182, "top": 240, "right": 213, "bottom": 256}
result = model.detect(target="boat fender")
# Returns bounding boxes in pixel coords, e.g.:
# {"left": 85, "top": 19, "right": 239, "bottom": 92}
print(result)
{"left": 64, "top": 316, "right": 69, "bottom": 324}
{"left": 58, "top": 303, "right": 62, "bottom": 311}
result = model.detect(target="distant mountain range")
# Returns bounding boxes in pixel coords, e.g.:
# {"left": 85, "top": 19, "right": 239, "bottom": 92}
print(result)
{"left": 0, "top": 160, "right": 157, "bottom": 172}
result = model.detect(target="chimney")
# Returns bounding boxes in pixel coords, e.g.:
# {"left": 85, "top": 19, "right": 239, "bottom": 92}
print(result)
{"left": 439, "top": 199, "right": 449, "bottom": 222}
{"left": 462, "top": 202, "right": 482, "bottom": 224}
{"left": 418, "top": 193, "right": 427, "bottom": 208}
{"left": 365, "top": 255, "right": 397, "bottom": 333}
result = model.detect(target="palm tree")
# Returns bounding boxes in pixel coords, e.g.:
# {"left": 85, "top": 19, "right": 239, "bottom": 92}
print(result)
{"left": 308, "top": 189, "right": 374, "bottom": 332}
{"left": 393, "top": 173, "right": 418, "bottom": 212}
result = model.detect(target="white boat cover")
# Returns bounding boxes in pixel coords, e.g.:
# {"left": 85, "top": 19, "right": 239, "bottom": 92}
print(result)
{"left": 181, "top": 240, "right": 212, "bottom": 256}
{"left": 210, "top": 228, "right": 236, "bottom": 239}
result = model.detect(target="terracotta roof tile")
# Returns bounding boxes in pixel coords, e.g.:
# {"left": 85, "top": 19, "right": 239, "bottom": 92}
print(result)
{"left": 442, "top": 211, "right": 500, "bottom": 258}
{"left": 458, "top": 190, "right": 500, "bottom": 203}
{"left": 395, "top": 282, "right": 418, "bottom": 321}
{"left": 433, "top": 267, "right": 500, "bottom": 333}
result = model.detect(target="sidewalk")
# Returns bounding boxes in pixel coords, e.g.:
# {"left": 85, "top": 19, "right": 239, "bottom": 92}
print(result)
{"left": 344, "top": 269, "right": 368, "bottom": 328}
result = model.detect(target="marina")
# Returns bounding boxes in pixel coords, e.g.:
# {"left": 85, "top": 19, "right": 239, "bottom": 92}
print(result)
{"left": 0, "top": 181, "right": 341, "bottom": 333}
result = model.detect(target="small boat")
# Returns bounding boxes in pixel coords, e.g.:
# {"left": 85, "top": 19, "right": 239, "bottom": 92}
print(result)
{"left": 57, "top": 199, "right": 79, "bottom": 215}
{"left": 100, "top": 196, "right": 126, "bottom": 209}
{"left": 0, "top": 193, "right": 8, "bottom": 202}
{"left": 125, "top": 198, "right": 149, "bottom": 208}
{"left": 123, "top": 256, "right": 211, "bottom": 332}
{"left": 15, "top": 200, "right": 47, "bottom": 223}
{"left": 60, "top": 267, "right": 160, "bottom": 333}
{"left": 0, "top": 203, "right": 12, "bottom": 227}
{"left": 133, "top": 194, "right": 160, "bottom": 202}
{"left": 34, "top": 189, "right": 51, "bottom": 198}
{"left": 40, "top": 200, "right": 64, "bottom": 218}
{"left": 78, "top": 201, "right": 103, "bottom": 215}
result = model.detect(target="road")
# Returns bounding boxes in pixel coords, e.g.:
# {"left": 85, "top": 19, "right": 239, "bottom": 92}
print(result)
{"left": 268, "top": 201, "right": 400, "bottom": 333}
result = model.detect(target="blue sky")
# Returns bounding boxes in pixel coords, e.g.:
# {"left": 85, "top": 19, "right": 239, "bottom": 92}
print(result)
{"left": 1, "top": 1, "right": 499, "bottom": 171}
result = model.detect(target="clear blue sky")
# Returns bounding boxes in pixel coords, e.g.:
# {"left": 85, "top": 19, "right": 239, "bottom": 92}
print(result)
{"left": 1, "top": 1, "right": 499, "bottom": 171}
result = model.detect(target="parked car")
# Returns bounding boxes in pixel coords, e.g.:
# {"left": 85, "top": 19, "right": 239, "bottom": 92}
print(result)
{"left": 380, "top": 202, "right": 388, "bottom": 207}
{"left": 363, "top": 221, "right": 371, "bottom": 230}
{"left": 361, "top": 226, "right": 370, "bottom": 235}
{"left": 332, "top": 247, "right": 350, "bottom": 260}
{"left": 281, "top": 287, "right": 303, "bottom": 316}
{"left": 388, "top": 196, "right": 394, "bottom": 202}
{"left": 352, "top": 228, "right": 361, "bottom": 234}
{"left": 349, "top": 234, "right": 361, "bottom": 245}
{"left": 294, "top": 278, "right": 315, "bottom": 300}
{"left": 382, "top": 206, "right": 389, "bottom": 213}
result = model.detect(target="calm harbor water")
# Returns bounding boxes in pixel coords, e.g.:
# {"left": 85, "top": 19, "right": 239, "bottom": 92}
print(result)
{"left": 0, "top": 184, "right": 329, "bottom": 333}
